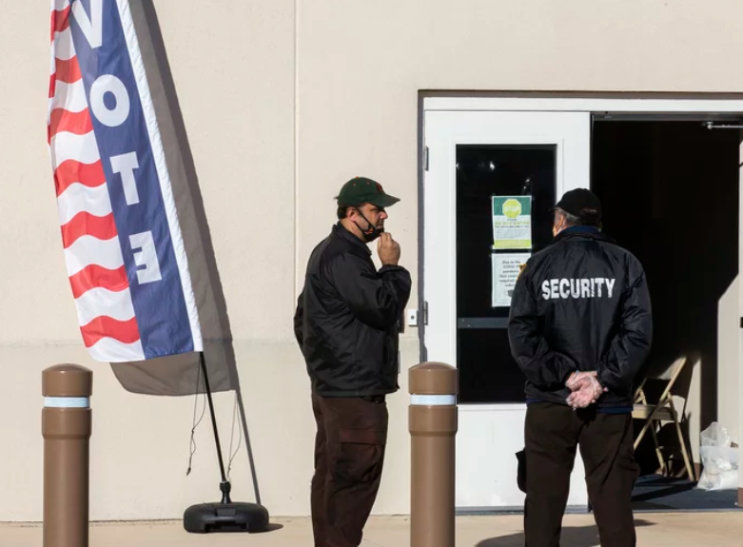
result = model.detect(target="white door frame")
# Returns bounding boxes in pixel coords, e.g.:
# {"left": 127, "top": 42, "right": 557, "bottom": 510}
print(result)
{"left": 420, "top": 95, "right": 743, "bottom": 511}
{"left": 424, "top": 96, "right": 743, "bottom": 114}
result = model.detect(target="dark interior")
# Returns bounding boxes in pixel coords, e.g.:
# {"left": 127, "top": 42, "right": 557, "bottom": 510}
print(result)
{"left": 592, "top": 120, "right": 739, "bottom": 510}
{"left": 593, "top": 120, "right": 739, "bottom": 427}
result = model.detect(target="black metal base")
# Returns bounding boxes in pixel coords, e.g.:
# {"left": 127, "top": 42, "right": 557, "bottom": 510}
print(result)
{"left": 183, "top": 502, "right": 270, "bottom": 533}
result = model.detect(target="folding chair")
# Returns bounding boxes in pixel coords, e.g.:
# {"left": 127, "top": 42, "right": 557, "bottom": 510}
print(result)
{"left": 632, "top": 356, "right": 695, "bottom": 480}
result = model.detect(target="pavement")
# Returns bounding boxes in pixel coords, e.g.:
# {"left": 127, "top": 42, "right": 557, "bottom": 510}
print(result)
{"left": 4, "top": 511, "right": 743, "bottom": 546}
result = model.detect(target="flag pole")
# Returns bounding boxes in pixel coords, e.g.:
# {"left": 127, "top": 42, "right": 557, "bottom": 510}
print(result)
{"left": 199, "top": 352, "right": 231, "bottom": 503}
{"left": 235, "top": 386, "right": 262, "bottom": 505}
{"left": 183, "top": 352, "right": 270, "bottom": 533}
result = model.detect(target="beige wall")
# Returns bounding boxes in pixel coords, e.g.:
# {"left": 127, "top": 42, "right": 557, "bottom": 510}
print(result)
{"left": 719, "top": 278, "right": 740, "bottom": 447}
{"left": 3, "top": 0, "right": 743, "bottom": 521}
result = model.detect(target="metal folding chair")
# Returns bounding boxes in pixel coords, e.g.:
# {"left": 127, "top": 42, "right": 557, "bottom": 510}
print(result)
{"left": 632, "top": 356, "right": 695, "bottom": 480}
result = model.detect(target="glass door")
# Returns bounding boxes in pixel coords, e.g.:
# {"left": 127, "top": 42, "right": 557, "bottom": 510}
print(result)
{"left": 423, "top": 109, "right": 591, "bottom": 510}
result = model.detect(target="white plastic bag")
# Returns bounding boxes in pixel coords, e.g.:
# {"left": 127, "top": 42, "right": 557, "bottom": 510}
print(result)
{"left": 697, "top": 422, "right": 738, "bottom": 491}
{"left": 700, "top": 422, "right": 731, "bottom": 448}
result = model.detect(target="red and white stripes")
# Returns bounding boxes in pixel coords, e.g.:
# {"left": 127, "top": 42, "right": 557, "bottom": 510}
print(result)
{"left": 49, "top": 0, "right": 144, "bottom": 362}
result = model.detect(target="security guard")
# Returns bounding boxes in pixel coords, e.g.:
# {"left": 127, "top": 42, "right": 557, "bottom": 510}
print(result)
{"left": 508, "top": 188, "right": 652, "bottom": 547}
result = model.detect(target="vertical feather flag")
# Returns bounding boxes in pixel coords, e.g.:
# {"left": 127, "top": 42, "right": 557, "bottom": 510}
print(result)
{"left": 49, "top": 0, "right": 203, "bottom": 362}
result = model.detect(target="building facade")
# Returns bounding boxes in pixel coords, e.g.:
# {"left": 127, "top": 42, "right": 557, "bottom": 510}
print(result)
{"left": 1, "top": 0, "right": 742, "bottom": 521}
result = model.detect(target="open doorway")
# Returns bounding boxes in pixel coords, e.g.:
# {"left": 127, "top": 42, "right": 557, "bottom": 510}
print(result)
{"left": 592, "top": 119, "right": 740, "bottom": 511}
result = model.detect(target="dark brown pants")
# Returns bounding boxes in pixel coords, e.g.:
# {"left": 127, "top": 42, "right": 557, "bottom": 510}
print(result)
{"left": 311, "top": 393, "right": 388, "bottom": 547}
{"left": 525, "top": 402, "right": 640, "bottom": 547}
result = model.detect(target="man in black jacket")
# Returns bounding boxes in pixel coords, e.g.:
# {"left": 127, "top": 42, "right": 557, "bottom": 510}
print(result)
{"left": 294, "top": 177, "right": 411, "bottom": 547}
{"left": 508, "top": 188, "right": 652, "bottom": 547}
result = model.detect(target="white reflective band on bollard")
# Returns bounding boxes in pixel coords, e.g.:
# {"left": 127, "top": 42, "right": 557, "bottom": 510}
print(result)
{"left": 410, "top": 394, "right": 457, "bottom": 406}
{"left": 44, "top": 397, "right": 90, "bottom": 408}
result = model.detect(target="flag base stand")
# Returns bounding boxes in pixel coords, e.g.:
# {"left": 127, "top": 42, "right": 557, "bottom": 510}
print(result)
{"left": 183, "top": 354, "right": 270, "bottom": 534}
{"left": 183, "top": 487, "right": 269, "bottom": 533}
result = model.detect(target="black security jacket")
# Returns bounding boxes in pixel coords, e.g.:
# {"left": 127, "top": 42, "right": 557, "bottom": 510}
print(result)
{"left": 508, "top": 227, "right": 652, "bottom": 408}
{"left": 294, "top": 223, "right": 412, "bottom": 397}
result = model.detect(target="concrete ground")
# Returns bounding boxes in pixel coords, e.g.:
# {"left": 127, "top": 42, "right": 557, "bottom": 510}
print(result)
{"left": 3, "top": 512, "right": 743, "bottom": 547}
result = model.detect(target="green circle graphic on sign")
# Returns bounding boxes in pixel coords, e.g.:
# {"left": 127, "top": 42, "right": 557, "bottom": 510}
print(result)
{"left": 502, "top": 199, "right": 522, "bottom": 219}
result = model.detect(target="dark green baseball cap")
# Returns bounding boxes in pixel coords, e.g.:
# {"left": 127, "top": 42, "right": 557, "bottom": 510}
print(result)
{"left": 336, "top": 177, "right": 400, "bottom": 208}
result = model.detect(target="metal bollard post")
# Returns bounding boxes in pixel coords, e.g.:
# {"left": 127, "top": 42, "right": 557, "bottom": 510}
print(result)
{"left": 42, "top": 364, "right": 93, "bottom": 547}
{"left": 409, "top": 362, "right": 458, "bottom": 547}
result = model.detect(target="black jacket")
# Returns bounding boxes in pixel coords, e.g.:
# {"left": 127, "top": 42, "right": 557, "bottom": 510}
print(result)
{"left": 508, "top": 227, "right": 652, "bottom": 409}
{"left": 294, "top": 223, "right": 412, "bottom": 397}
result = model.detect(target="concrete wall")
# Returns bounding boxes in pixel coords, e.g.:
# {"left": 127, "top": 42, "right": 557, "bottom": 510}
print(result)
{"left": 3, "top": 0, "right": 743, "bottom": 520}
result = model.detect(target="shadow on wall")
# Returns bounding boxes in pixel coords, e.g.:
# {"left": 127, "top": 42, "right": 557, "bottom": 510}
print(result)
{"left": 475, "top": 520, "right": 655, "bottom": 547}
{"left": 106, "top": 1, "right": 262, "bottom": 501}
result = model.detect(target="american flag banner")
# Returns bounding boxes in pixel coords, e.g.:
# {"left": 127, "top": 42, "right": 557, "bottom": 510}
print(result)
{"left": 48, "top": 0, "right": 203, "bottom": 362}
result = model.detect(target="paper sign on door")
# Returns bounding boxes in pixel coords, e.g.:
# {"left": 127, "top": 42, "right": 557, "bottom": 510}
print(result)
{"left": 492, "top": 196, "right": 532, "bottom": 250}
{"left": 492, "top": 253, "right": 530, "bottom": 308}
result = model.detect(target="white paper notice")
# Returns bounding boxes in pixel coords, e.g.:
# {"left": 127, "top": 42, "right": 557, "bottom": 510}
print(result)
{"left": 492, "top": 253, "right": 530, "bottom": 307}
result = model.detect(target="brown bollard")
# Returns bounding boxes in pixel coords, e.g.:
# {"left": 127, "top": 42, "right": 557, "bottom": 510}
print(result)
{"left": 42, "top": 364, "right": 93, "bottom": 547}
{"left": 409, "top": 362, "right": 458, "bottom": 547}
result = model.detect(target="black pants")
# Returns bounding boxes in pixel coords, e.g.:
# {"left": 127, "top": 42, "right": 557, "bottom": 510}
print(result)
{"left": 525, "top": 402, "right": 640, "bottom": 547}
{"left": 311, "top": 393, "right": 388, "bottom": 547}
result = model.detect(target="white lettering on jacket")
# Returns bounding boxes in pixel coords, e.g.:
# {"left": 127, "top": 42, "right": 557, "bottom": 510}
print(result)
{"left": 542, "top": 278, "right": 616, "bottom": 300}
